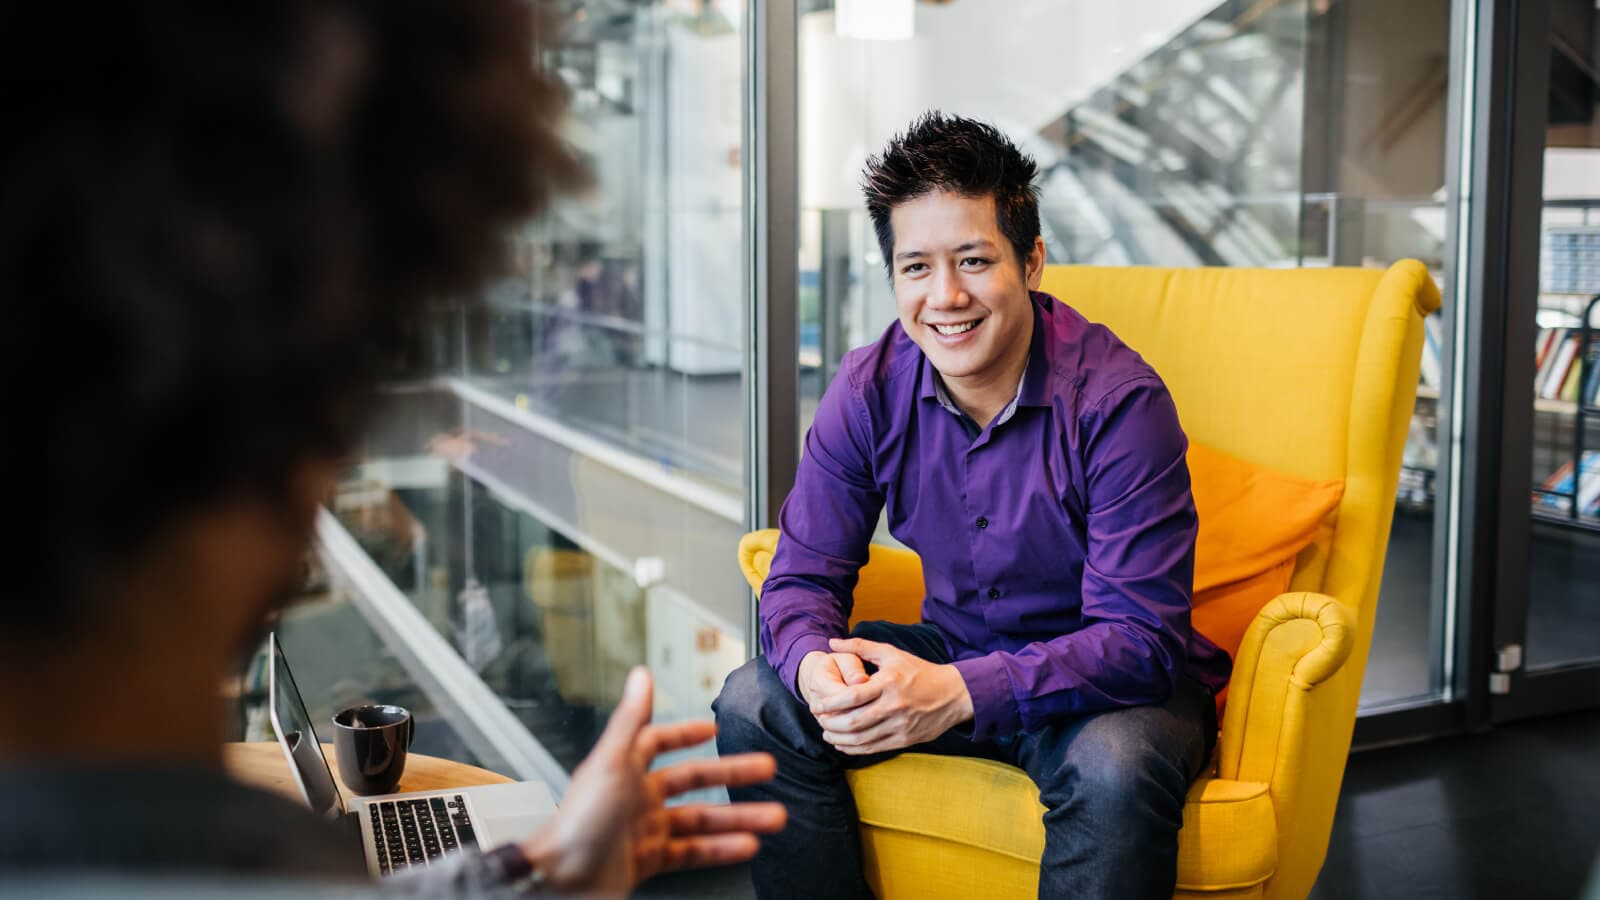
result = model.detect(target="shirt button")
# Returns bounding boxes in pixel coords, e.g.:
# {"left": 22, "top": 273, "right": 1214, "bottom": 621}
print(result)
{"left": 976, "top": 516, "right": 989, "bottom": 530}
{"left": 987, "top": 587, "right": 1001, "bottom": 600}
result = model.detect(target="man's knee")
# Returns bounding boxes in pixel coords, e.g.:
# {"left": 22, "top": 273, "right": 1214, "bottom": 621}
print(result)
{"left": 713, "top": 656, "right": 799, "bottom": 754}
{"left": 1043, "top": 710, "right": 1191, "bottom": 814}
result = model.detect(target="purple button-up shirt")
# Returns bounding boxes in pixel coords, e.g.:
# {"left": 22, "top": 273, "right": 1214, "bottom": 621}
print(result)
{"left": 760, "top": 290, "right": 1232, "bottom": 740}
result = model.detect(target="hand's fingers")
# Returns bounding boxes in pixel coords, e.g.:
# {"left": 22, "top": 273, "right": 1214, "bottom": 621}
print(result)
{"left": 666, "top": 802, "right": 787, "bottom": 838}
{"left": 816, "top": 657, "right": 848, "bottom": 689}
{"left": 654, "top": 752, "right": 778, "bottom": 797}
{"left": 833, "top": 652, "right": 870, "bottom": 685}
{"left": 815, "top": 699, "right": 893, "bottom": 734}
{"left": 828, "top": 637, "right": 894, "bottom": 663}
{"left": 809, "top": 677, "right": 885, "bottom": 714}
{"left": 637, "top": 720, "right": 717, "bottom": 759}
{"left": 655, "top": 833, "right": 763, "bottom": 875}
{"left": 593, "top": 666, "right": 654, "bottom": 757}
{"left": 820, "top": 718, "right": 898, "bottom": 749}
{"left": 799, "top": 657, "right": 846, "bottom": 705}
{"left": 823, "top": 723, "right": 909, "bottom": 757}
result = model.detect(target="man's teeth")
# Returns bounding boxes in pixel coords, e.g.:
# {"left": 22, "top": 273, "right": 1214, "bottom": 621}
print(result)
{"left": 933, "top": 321, "right": 977, "bottom": 335}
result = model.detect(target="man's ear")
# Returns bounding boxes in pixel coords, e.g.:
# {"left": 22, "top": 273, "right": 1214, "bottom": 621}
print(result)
{"left": 1024, "top": 236, "right": 1046, "bottom": 290}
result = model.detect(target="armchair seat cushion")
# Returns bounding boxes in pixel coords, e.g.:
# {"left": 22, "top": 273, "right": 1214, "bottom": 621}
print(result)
{"left": 845, "top": 754, "right": 1277, "bottom": 897}
{"left": 1176, "top": 778, "right": 1278, "bottom": 891}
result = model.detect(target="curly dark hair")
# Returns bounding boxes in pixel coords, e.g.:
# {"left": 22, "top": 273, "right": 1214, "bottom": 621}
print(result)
{"left": 861, "top": 111, "right": 1041, "bottom": 274}
{"left": 0, "top": 0, "right": 582, "bottom": 630}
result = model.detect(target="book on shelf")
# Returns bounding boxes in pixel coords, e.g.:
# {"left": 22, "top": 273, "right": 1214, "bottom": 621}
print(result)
{"left": 1536, "top": 451, "right": 1600, "bottom": 517}
{"left": 1584, "top": 457, "right": 1600, "bottom": 517}
{"left": 1533, "top": 326, "right": 1600, "bottom": 402}
{"left": 1559, "top": 352, "right": 1585, "bottom": 402}
{"left": 1536, "top": 326, "right": 1561, "bottom": 372}
{"left": 1542, "top": 330, "right": 1576, "bottom": 399}
{"left": 1583, "top": 341, "right": 1600, "bottom": 407}
{"left": 1572, "top": 335, "right": 1600, "bottom": 407}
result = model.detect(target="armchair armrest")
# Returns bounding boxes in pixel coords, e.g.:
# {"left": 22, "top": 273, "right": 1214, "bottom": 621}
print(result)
{"left": 1214, "top": 591, "right": 1355, "bottom": 900}
{"left": 737, "top": 528, "right": 925, "bottom": 627}
{"left": 737, "top": 529, "right": 780, "bottom": 594}
{"left": 1216, "top": 591, "right": 1353, "bottom": 783}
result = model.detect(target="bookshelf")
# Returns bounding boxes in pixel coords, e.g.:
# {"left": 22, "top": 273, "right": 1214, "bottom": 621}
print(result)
{"left": 1530, "top": 292, "right": 1600, "bottom": 533}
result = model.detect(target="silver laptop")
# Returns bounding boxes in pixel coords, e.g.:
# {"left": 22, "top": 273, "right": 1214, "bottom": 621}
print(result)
{"left": 267, "top": 632, "right": 557, "bottom": 877}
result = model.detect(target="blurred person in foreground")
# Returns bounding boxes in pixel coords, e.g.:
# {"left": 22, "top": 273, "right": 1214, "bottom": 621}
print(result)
{"left": 0, "top": 1, "right": 782, "bottom": 896}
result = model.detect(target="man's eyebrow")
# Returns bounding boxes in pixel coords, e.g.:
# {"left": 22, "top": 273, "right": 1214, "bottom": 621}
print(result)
{"left": 952, "top": 240, "right": 997, "bottom": 254}
{"left": 894, "top": 239, "right": 997, "bottom": 262}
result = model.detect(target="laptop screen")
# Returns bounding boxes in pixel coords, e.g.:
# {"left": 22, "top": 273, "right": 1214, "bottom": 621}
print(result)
{"left": 268, "top": 633, "right": 346, "bottom": 819}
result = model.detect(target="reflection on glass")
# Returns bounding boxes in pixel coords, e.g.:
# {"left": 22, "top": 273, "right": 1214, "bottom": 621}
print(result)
{"left": 796, "top": 0, "right": 1463, "bottom": 708}
{"left": 1525, "top": 2, "right": 1600, "bottom": 670}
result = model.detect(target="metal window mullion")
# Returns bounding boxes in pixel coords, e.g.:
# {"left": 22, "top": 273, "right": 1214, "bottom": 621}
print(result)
{"left": 743, "top": 0, "right": 800, "bottom": 656}
{"left": 1452, "top": 0, "right": 1553, "bottom": 724}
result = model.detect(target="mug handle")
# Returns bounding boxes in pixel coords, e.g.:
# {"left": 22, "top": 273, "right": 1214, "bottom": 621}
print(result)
{"left": 406, "top": 714, "right": 415, "bottom": 749}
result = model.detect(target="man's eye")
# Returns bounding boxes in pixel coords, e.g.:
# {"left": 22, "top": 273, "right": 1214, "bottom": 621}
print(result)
{"left": 961, "top": 257, "right": 990, "bottom": 268}
{"left": 903, "top": 263, "right": 928, "bottom": 275}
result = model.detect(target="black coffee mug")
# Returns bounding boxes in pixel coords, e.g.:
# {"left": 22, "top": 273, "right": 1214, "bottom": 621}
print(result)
{"left": 332, "top": 704, "right": 414, "bottom": 796}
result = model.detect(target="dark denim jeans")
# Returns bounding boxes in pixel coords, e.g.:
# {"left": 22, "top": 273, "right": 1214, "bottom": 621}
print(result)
{"left": 713, "top": 620, "right": 1217, "bottom": 900}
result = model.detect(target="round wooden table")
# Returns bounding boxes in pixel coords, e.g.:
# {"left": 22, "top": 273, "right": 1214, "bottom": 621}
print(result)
{"left": 224, "top": 741, "right": 514, "bottom": 803}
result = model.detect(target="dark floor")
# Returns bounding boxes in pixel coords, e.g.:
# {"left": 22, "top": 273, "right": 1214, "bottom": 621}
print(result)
{"left": 632, "top": 708, "right": 1600, "bottom": 899}
{"left": 1311, "top": 708, "right": 1600, "bottom": 900}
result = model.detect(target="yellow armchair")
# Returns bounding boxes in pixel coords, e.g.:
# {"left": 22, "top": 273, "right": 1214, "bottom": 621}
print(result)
{"left": 737, "top": 260, "right": 1441, "bottom": 899}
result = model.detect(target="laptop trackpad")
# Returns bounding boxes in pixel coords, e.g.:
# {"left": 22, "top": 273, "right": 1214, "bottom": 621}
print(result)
{"left": 470, "top": 781, "right": 558, "bottom": 847}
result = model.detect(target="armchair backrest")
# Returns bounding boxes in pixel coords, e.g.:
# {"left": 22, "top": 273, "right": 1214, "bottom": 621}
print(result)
{"left": 1039, "top": 261, "right": 1440, "bottom": 893}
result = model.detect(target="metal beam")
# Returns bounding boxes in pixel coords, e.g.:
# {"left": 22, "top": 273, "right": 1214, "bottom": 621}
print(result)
{"left": 744, "top": 0, "right": 800, "bottom": 654}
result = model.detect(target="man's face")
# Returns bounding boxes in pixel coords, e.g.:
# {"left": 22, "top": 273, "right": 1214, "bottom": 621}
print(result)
{"left": 889, "top": 190, "right": 1044, "bottom": 384}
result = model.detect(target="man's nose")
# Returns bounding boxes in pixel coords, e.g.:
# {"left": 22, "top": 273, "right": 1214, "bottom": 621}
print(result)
{"left": 927, "top": 267, "right": 967, "bottom": 309}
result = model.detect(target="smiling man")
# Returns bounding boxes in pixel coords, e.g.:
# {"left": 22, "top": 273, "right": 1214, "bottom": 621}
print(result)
{"left": 713, "top": 113, "right": 1233, "bottom": 899}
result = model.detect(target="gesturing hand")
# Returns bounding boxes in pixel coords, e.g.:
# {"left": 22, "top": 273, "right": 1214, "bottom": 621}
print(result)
{"left": 520, "top": 667, "right": 787, "bottom": 897}
{"left": 810, "top": 637, "right": 974, "bottom": 756}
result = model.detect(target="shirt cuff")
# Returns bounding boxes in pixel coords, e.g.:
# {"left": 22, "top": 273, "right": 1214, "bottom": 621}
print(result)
{"left": 775, "top": 632, "right": 838, "bottom": 700}
{"left": 952, "top": 653, "right": 1022, "bottom": 740}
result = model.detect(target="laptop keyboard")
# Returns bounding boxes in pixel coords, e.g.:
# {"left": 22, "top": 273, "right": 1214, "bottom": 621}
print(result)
{"left": 370, "top": 794, "right": 479, "bottom": 875}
